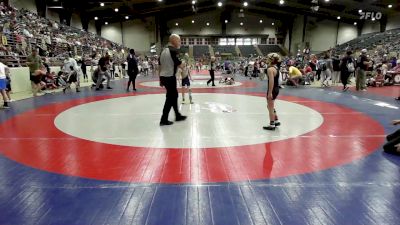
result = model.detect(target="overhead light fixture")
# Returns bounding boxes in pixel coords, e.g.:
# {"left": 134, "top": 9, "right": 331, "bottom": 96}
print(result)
{"left": 114, "top": 8, "right": 119, "bottom": 12}
{"left": 259, "top": 19, "right": 263, "bottom": 23}
{"left": 388, "top": 4, "right": 392, "bottom": 8}
{"left": 192, "top": 0, "right": 196, "bottom": 4}
{"left": 354, "top": 22, "right": 357, "bottom": 25}
{"left": 105, "top": 22, "right": 108, "bottom": 25}
{"left": 337, "top": 16, "right": 341, "bottom": 19}
{"left": 279, "top": 0, "right": 284, "bottom": 5}
{"left": 125, "top": 16, "right": 129, "bottom": 19}
{"left": 218, "top": 2, "right": 223, "bottom": 7}
{"left": 206, "top": 22, "right": 210, "bottom": 26}
{"left": 192, "top": 20, "right": 195, "bottom": 23}
{"left": 100, "top": 2, "right": 104, "bottom": 7}
{"left": 94, "top": 16, "right": 98, "bottom": 20}
{"left": 225, "top": 20, "right": 228, "bottom": 23}
{"left": 243, "top": 2, "right": 248, "bottom": 7}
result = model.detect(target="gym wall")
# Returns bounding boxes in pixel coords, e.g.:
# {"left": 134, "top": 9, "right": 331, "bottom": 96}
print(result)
{"left": 168, "top": 11, "right": 222, "bottom": 36}
{"left": 362, "top": 20, "right": 381, "bottom": 35}
{"left": 101, "top": 18, "right": 157, "bottom": 53}
{"left": 102, "top": 23, "right": 123, "bottom": 45}
{"left": 290, "top": 15, "right": 358, "bottom": 53}
{"left": 337, "top": 23, "right": 358, "bottom": 45}
{"left": 226, "top": 13, "right": 276, "bottom": 37}
{"left": 71, "top": 13, "right": 82, "bottom": 30}
{"left": 9, "top": 0, "right": 36, "bottom": 13}
{"left": 46, "top": 9, "right": 59, "bottom": 22}
{"left": 386, "top": 13, "right": 400, "bottom": 30}
{"left": 88, "top": 20, "right": 96, "bottom": 34}
{"left": 290, "top": 15, "right": 304, "bottom": 54}
{"left": 306, "top": 18, "right": 339, "bottom": 52}
{"left": 167, "top": 11, "right": 277, "bottom": 37}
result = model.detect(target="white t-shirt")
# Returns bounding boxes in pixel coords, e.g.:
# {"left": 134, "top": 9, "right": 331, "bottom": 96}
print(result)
{"left": 0, "top": 62, "right": 7, "bottom": 79}
{"left": 63, "top": 58, "right": 79, "bottom": 73}
{"left": 143, "top": 61, "right": 149, "bottom": 69}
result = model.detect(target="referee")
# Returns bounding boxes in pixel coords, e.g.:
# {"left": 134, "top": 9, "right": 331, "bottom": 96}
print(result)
{"left": 158, "top": 34, "right": 187, "bottom": 126}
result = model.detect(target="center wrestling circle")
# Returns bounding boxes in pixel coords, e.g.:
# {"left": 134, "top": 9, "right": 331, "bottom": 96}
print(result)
{"left": 54, "top": 93, "right": 324, "bottom": 148}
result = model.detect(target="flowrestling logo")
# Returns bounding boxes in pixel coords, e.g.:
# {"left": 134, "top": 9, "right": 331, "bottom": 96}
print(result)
{"left": 359, "top": 11, "right": 382, "bottom": 20}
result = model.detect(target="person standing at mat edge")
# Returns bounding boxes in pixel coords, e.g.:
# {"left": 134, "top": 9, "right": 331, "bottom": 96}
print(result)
{"left": 96, "top": 54, "right": 112, "bottom": 91}
{"left": 26, "top": 48, "right": 42, "bottom": 97}
{"left": 0, "top": 62, "right": 10, "bottom": 108}
{"left": 158, "top": 34, "right": 187, "bottom": 126}
{"left": 263, "top": 53, "right": 281, "bottom": 131}
{"left": 127, "top": 49, "right": 139, "bottom": 91}
{"left": 207, "top": 56, "right": 216, "bottom": 86}
{"left": 356, "top": 49, "right": 372, "bottom": 91}
{"left": 340, "top": 50, "right": 355, "bottom": 92}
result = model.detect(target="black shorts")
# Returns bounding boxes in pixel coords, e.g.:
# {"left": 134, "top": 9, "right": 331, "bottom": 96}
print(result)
{"left": 6, "top": 79, "right": 11, "bottom": 91}
{"left": 30, "top": 75, "right": 41, "bottom": 84}
{"left": 67, "top": 75, "right": 77, "bottom": 83}
{"left": 182, "top": 77, "right": 190, "bottom": 87}
{"left": 267, "top": 87, "right": 279, "bottom": 100}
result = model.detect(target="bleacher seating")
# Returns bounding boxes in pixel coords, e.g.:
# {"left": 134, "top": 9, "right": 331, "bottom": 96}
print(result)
{"left": 332, "top": 28, "right": 400, "bottom": 54}
{"left": 213, "top": 45, "right": 236, "bottom": 56}
{"left": 0, "top": 4, "right": 125, "bottom": 67}
{"left": 238, "top": 45, "right": 258, "bottom": 57}
{"left": 258, "top": 45, "right": 283, "bottom": 56}
{"left": 193, "top": 45, "right": 209, "bottom": 58}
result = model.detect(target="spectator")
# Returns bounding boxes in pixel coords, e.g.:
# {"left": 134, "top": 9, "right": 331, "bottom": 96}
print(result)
{"left": 287, "top": 61, "right": 302, "bottom": 87}
{"left": 367, "top": 68, "right": 384, "bottom": 87}
{"left": 303, "top": 63, "right": 313, "bottom": 85}
{"left": 95, "top": 55, "right": 112, "bottom": 90}
{"left": 390, "top": 57, "right": 397, "bottom": 68}
{"left": 320, "top": 52, "right": 333, "bottom": 87}
{"left": 5, "top": 66, "right": 12, "bottom": 101}
{"left": 340, "top": 51, "right": 355, "bottom": 92}
{"left": 0, "top": 61, "right": 10, "bottom": 108}
{"left": 126, "top": 49, "right": 138, "bottom": 91}
{"left": 63, "top": 65, "right": 80, "bottom": 93}
{"left": 26, "top": 48, "right": 42, "bottom": 96}
{"left": 309, "top": 54, "right": 318, "bottom": 82}
{"left": 78, "top": 59, "right": 87, "bottom": 82}
{"left": 332, "top": 55, "right": 341, "bottom": 85}
{"left": 356, "top": 49, "right": 371, "bottom": 91}
{"left": 109, "top": 59, "right": 115, "bottom": 79}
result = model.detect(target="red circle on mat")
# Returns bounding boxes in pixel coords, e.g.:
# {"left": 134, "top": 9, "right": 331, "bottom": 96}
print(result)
{"left": 0, "top": 92, "right": 385, "bottom": 184}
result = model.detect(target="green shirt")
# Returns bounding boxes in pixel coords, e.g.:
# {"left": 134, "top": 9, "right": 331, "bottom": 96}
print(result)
{"left": 26, "top": 55, "right": 42, "bottom": 73}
